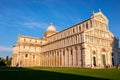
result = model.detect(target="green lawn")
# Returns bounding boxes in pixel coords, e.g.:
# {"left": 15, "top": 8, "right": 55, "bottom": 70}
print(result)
{"left": 0, "top": 67, "right": 120, "bottom": 80}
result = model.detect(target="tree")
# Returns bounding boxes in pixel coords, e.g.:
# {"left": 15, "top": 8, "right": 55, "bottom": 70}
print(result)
{"left": 0, "top": 56, "right": 12, "bottom": 66}
{"left": 0, "top": 57, "right": 6, "bottom": 66}
{"left": 5, "top": 56, "right": 12, "bottom": 66}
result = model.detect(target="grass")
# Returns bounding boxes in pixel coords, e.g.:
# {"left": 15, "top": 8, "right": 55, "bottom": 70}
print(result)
{"left": 0, "top": 67, "right": 120, "bottom": 80}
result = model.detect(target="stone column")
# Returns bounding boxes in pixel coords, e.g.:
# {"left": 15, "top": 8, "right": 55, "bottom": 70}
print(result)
{"left": 52, "top": 51, "right": 54, "bottom": 67}
{"left": 58, "top": 50, "right": 59, "bottom": 67}
{"left": 106, "top": 52, "right": 108, "bottom": 66}
{"left": 55, "top": 51, "right": 56, "bottom": 67}
{"left": 41, "top": 54, "right": 44, "bottom": 66}
{"left": 76, "top": 47, "right": 78, "bottom": 67}
{"left": 57, "top": 50, "right": 60, "bottom": 67}
{"left": 47, "top": 53, "right": 48, "bottom": 66}
{"left": 55, "top": 51, "right": 57, "bottom": 66}
{"left": 97, "top": 50, "right": 101, "bottom": 67}
{"left": 59, "top": 50, "right": 62, "bottom": 67}
{"left": 48, "top": 53, "right": 50, "bottom": 66}
{"left": 69, "top": 48, "right": 72, "bottom": 67}
{"left": 65, "top": 48, "right": 68, "bottom": 67}
{"left": 77, "top": 35, "right": 79, "bottom": 44}
{"left": 44, "top": 54, "right": 46, "bottom": 66}
{"left": 67, "top": 48, "right": 69, "bottom": 67}
{"left": 82, "top": 47, "right": 85, "bottom": 67}
{"left": 40, "top": 54, "right": 42, "bottom": 66}
{"left": 45, "top": 53, "right": 47, "bottom": 66}
{"left": 72, "top": 46, "right": 76, "bottom": 67}
{"left": 61, "top": 49, "right": 63, "bottom": 67}
{"left": 62, "top": 49, "right": 65, "bottom": 67}
{"left": 41, "top": 54, "right": 43, "bottom": 66}
{"left": 78, "top": 34, "right": 81, "bottom": 43}
{"left": 53, "top": 51, "right": 55, "bottom": 67}
{"left": 44, "top": 54, "right": 45, "bottom": 66}
{"left": 38, "top": 54, "right": 40, "bottom": 66}
{"left": 77, "top": 46, "right": 81, "bottom": 67}
{"left": 59, "top": 50, "right": 60, "bottom": 67}
{"left": 39, "top": 55, "right": 41, "bottom": 66}
{"left": 47, "top": 52, "right": 49, "bottom": 67}
{"left": 43, "top": 53, "right": 45, "bottom": 66}
{"left": 56, "top": 51, "right": 58, "bottom": 67}
{"left": 46, "top": 53, "right": 47, "bottom": 66}
{"left": 42, "top": 54, "right": 44, "bottom": 66}
{"left": 50, "top": 52, "right": 52, "bottom": 67}
{"left": 108, "top": 51, "right": 112, "bottom": 66}
{"left": 49, "top": 52, "right": 51, "bottom": 67}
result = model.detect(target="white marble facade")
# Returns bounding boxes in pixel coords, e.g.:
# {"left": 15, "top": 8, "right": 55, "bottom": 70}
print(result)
{"left": 12, "top": 10, "right": 120, "bottom": 68}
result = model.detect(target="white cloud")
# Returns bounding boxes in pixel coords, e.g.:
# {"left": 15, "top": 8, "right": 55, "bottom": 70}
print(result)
{"left": 22, "top": 22, "right": 48, "bottom": 29}
{"left": 0, "top": 46, "right": 12, "bottom": 52}
{"left": 23, "top": 22, "right": 40, "bottom": 28}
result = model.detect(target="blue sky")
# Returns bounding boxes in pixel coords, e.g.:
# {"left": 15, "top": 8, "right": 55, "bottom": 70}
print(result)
{"left": 0, "top": 0, "right": 120, "bottom": 58}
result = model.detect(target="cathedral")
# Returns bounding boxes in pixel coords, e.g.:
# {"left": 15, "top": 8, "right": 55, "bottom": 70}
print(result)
{"left": 12, "top": 10, "right": 120, "bottom": 68}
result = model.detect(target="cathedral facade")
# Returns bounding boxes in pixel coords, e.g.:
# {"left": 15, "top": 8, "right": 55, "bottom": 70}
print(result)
{"left": 12, "top": 10, "right": 120, "bottom": 68}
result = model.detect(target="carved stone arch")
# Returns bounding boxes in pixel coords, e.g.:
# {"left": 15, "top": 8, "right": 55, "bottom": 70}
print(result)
{"left": 86, "top": 45, "right": 91, "bottom": 49}
{"left": 101, "top": 48, "right": 107, "bottom": 67}
{"left": 90, "top": 46, "right": 97, "bottom": 67}
{"left": 92, "top": 50, "right": 97, "bottom": 67}
{"left": 101, "top": 48, "right": 106, "bottom": 52}
{"left": 75, "top": 46, "right": 78, "bottom": 50}
{"left": 92, "top": 51, "right": 96, "bottom": 55}
{"left": 91, "top": 46, "right": 97, "bottom": 52}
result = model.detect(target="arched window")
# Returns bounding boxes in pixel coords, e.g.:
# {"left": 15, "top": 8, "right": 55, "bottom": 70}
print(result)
{"left": 73, "top": 28, "right": 75, "bottom": 33}
{"left": 25, "top": 54, "right": 28, "bottom": 58}
{"left": 33, "top": 55, "right": 35, "bottom": 59}
{"left": 93, "top": 56, "right": 96, "bottom": 66}
{"left": 102, "top": 48, "right": 106, "bottom": 52}
{"left": 63, "top": 50, "right": 65, "bottom": 56}
{"left": 111, "top": 53, "right": 114, "bottom": 65}
{"left": 24, "top": 39, "right": 26, "bottom": 42}
{"left": 71, "top": 49, "right": 72, "bottom": 55}
{"left": 83, "top": 23, "right": 85, "bottom": 30}
{"left": 35, "top": 40, "right": 37, "bottom": 43}
{"left": 102, "top": 54, "right": 106, "bottom": 66}
{"left": 79, "top": 25, "right": 81, "bottom": 31}
{"left": 92, "top": 50, "right": 96, "bottom": 66}
{"left": 90, "top": 20, "right": 92, "bottom": 27}
{"left": 86, "top": 22, "right": 88, "bottom": 29}
{"left": 93, "top": 51, "right": 96, "bottom": 55}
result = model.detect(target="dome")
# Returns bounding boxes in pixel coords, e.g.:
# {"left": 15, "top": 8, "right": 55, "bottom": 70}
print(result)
{"left": 46, "top": 23, "right": 57, "bottom": 32}
{"left": 44, "top": 23, "right": 58, "bottom": 38}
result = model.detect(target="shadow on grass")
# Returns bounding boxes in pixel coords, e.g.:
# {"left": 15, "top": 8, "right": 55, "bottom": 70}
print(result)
{"left": 0, "top": 67, "right": 109, "bottom": 80}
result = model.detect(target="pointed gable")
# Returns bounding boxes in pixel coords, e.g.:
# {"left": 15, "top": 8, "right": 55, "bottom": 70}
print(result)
{"left": 91, "top": 10, "right": 108, "bottom": 25}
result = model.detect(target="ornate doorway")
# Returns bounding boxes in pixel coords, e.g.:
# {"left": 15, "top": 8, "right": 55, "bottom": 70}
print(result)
{"left": 92, "top": 51, "right": 97, "bottom": 67}
{"left": 101, "top": 48, "right": 106, "bottom": 67}
{"left": 93, "top": 56, "right": 96, "bottom": 66}
{"left": 102, "top": 54, "right": 106, "bottom": 66}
